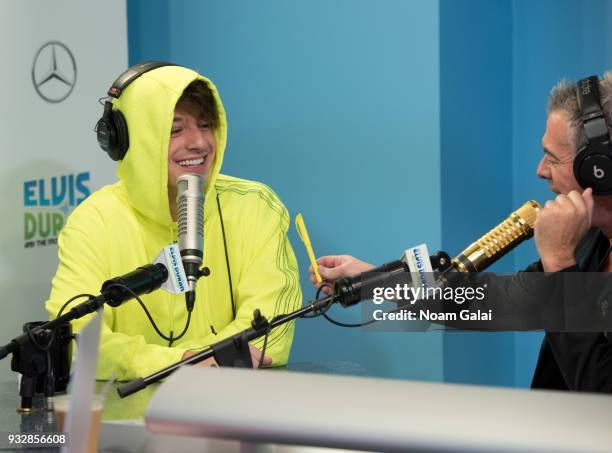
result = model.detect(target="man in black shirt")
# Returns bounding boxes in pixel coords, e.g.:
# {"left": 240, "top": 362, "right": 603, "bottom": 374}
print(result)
{"left": 309, "top": 73, "right": 612, "bottom": 393}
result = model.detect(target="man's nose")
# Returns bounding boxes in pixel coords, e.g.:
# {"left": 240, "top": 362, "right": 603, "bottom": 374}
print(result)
{"left": 536, "top": 157, "right": 550, "bottom": 179}
{"left": 186, "top": 126, "right": 206, "bottom": 150}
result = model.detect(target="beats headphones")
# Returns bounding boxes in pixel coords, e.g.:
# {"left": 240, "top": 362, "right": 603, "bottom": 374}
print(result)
{"left": 574, "top": 75, "right": 612, "bottom": 194}
{"left": 96, "top": 61, "right": 176, "bottom": 161}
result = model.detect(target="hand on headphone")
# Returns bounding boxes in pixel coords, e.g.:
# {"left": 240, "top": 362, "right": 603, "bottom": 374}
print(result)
{"left": 535, "top": 188, "right": 594, "bottom": 272}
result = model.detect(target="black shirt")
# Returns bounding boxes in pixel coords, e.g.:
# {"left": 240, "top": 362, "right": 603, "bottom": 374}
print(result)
{"left": 531, "top": 229, "right": 612, "bottom": 393}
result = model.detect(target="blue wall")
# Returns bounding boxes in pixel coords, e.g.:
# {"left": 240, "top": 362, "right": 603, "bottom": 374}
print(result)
{"left": 127, "top": 0, "right": 169, "bottom": 63}
{"left": 128, "top": 0, "right": 444, "bottom": 381}
{"left": 439, "top": 0, "right": 516, "bottom": 387}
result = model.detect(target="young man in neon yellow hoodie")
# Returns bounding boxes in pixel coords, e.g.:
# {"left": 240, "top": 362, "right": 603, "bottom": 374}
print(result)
{"left": 46, "top": 63, "right": 302, "bottom": 380}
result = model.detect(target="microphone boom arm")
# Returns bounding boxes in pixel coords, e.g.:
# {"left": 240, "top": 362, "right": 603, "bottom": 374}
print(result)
{"left": 0, "top": 263, "right": 168, "bottom": 360}
{"left": 117, "top": 295, "right": 335, "bottom": 398}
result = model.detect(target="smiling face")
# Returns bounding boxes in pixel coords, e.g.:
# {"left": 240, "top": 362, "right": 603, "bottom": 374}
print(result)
{"left": 165, "top": 79, "right": 219, "bottom": 220}
{"left": 168, "top": 106, "right": 216, "bottom": 188}
{"left": 167, "top": 104, "right": 217, "bottom": 220}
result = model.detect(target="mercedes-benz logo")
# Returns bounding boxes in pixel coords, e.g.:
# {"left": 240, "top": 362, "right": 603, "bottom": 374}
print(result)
{"left": 32, "top": 41, "right": 77, "bottom": 103}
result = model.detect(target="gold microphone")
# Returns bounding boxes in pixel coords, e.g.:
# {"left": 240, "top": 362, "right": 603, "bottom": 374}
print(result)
{"left": 334, "top": 200, "right": 540, "bottom": 307}
{"left": 451, "top": 200, "right": 541, "bottom": 273}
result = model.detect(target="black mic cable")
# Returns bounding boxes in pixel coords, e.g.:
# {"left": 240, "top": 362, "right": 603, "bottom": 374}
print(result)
{"left": 53, "top": 262, "right": 191, "bottom": 347}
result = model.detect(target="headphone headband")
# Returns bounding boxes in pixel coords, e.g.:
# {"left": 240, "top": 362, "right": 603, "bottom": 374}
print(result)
{"left": 573, "top": 75, "right": 612, "bottom": 194}
{"left": 577, "top": 76, "right": 610, "bottom": 147}
{"left": 108, "top": 61, "right": 176, "bottom": 98}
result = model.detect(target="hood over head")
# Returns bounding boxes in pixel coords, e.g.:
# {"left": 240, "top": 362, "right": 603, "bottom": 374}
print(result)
{"left": 112, "top": 65, "right": 227, "bottom": 227}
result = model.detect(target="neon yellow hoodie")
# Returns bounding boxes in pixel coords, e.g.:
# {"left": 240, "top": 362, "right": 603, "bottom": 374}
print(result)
{"left": 46, "top": 66, "right": 302, "bottom": 380}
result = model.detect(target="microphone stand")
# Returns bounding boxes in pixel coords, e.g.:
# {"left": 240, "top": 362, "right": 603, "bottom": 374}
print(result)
{"left": 0, "top": 263, "right": 168, "bottom": 411}
{"left": 117, "top": 296, "right": 336, "bottom": 398}
{"left": 0, "top": 294, "right": 108, "bottom": 411}
{"left": 0, "top": 295, "right": 111, "bottom": 363}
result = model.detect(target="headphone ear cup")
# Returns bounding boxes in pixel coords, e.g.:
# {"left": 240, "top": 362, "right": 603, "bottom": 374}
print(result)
{"left": 573, "top": 147, "right": 588, "bottom": 189}
{"left": 96, "top": 117, "right": 112, "bottom": 153}
{"left": 110, "top": 109, "right": 129, "bottom": 161}
{"left": 96, "top": 102, "right": 129, "bottom": 161}
{"left": 573, "top": 145, "right": 612, "bottom": 194}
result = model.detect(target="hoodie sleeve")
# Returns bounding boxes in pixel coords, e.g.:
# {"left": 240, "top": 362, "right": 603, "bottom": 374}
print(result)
{"left": 176, "top": 187, "right": 302, "bottom": 366}
{"left": 45, "top": 202, "right": 186, "bottom": 381}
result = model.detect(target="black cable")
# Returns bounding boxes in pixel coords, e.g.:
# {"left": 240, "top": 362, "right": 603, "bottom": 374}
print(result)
{"left": 257, "top": 325, "right": 271, "bottom": 369}
{"left": 302, "top": 285, "right": 406, "bottom": 328}
{"left": 301, "top": 284, "right": 334, "bottom": 319}
{"left": 216, "top": 194, "right": 236, "bottom": 319}
{"left": 316, "top": 284, "right": 331, "bottom": 300}
{"left": 56, "top": 293, "right": 97, "bottom": 318}
{"left": 321, "top": 305, "right": 405, "bottom": 328}
{"left": 167, "top": 310, "right": 192, "bottom": 347}
{"left": 25, "top": 325, "right": 55, "bottom": 352}
{"left": 56, "top": 282, "right": 195, "bottom": 347}
{"left": 102, "top": 283, "right": 192, "bottom": 345}
{"left": 23, "top": 325, "right": 58, "bottom": 397}
{"left": 321, "top": 311, "right": 378, "bottom": 328}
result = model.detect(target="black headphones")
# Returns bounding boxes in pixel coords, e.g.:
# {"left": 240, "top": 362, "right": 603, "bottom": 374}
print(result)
{"left": 573, "top": 75, "right": 612, "bottom": 194}
{"left": 96, "top": 61, "right": 177, "bottom": 161}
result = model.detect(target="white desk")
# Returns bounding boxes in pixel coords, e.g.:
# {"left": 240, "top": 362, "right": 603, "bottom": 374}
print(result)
{"left": 145, "top": 367, "right": 612, "bottom": 452}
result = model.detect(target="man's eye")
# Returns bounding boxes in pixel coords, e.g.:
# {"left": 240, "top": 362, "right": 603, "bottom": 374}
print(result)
{"left": 171, "top": 128, "right": 182, "bottom": 135}
{"left": 199, "top": 123, "right": 210, "bottom": 129}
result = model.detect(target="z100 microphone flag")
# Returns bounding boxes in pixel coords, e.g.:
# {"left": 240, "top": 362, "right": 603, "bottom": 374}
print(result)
{"left": 177, "top": 174, "right": 204, "bottom": 307}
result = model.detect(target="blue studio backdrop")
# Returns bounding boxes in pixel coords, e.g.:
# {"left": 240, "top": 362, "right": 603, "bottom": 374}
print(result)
{"left": 127, "top": 0, "right": 612, "bottom": 387}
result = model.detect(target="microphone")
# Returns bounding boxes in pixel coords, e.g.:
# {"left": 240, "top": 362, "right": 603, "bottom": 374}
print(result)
{"left": 88, "top": 242, "right": 188, "bottom": 310}
{"left": 450, "top": 200, "right": 540, "bottom": 272}
{"left": 334, "top": 260, "right": 409, "bottom": 308}
{"left": 102, "top": 264, "right": 169, "bottom": 307}
{"left": 334, "top": 200, "right": 541, "bottom": 307}
{"left": 176, "top": 174, "right": 205, "bottom": 312}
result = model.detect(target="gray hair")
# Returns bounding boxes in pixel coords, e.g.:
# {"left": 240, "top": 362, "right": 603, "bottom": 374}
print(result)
{"left": 547, "top": 71, "right": 612, "bottom": 154}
